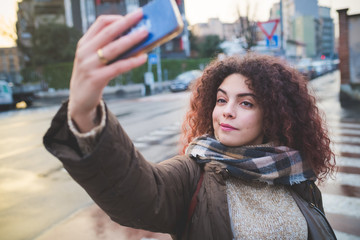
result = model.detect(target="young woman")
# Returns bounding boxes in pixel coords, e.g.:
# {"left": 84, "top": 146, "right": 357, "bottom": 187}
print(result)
{"left": 44, "top": 10, "right": 337, "bottom": 240}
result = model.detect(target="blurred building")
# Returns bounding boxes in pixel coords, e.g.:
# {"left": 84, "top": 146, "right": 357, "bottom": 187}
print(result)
{"left": 17, "top": 0, "right": 69, "bottom": 44}
{"left": 192, "top": 18, "right": 225, "bottom": 40}
{"left": 337, "top": 8, "right": 360, "bottom": 105}
{"left": 191, "top": 17, "right": 261, "bottom": 44}
{"left": 319, "top": 6, "right": 335, "bottom": 58}
{"left": 16, "top": 0, "right": 189, "bottom": 60}
{"left": 17, "top": 0, "right": 77, "bottom": 65}
{"left": 191, "top": 18, "right": 241, "bottom": 41}
{"left": 64, "top": 0, "right": 97, "bottom": 34}
{"left": 0, "top": 47, "right": 22, "bottom": 83}
{"left": 269, "top": 0, "right": 335, "bottom": 59}
{"left": 293, "top": 16, "right": 317, "bottom": 57}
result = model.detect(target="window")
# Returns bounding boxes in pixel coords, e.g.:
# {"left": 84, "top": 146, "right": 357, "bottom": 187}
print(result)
{"left": 2, "top": 85, "right": 9, "bottom": 93}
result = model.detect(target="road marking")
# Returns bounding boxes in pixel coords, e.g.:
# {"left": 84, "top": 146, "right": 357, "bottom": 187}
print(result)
{"left": 149, "top": 129, "right": 178, "bottom": 136}
{"left": 328, "top": 122, "right": 360, "bottom": 130}
{"left": 0, "top": 144, "right": 44, "bottom": 160}
{"left": 326, "top": 172, "right": 360, "bottom": 187}
{"left": 332, "top": 135, "right": 360, "bottom": 145}
{"left": 134, "top": 142, "right": 149, "bottom": 148}
{"left": 330, "top": 128, "right": 360, "bottom": 136}
{"left": 136, "top": 135, "right": 163, "bottom": 142}
{"left": 336, "top": 157, "right": 360, "bottom": 168}
{"left": 333, "top": 144, "right": 360, "bottom": 154}
{"left": 133, "top": 122, "right": 181, "bottom": 149}
{"left": 334, "top": 231, "right": 360, "bottom": 240}
{"left": 323, "top": 193, "right": 360, "bottom": 218}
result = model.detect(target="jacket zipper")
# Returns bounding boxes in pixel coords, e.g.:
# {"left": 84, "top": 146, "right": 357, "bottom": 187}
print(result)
{"left": 308, "top": 196, "right": 337, "bottom": 239}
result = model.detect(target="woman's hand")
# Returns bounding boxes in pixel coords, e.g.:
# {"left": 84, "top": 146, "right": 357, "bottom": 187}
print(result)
{"left": 68, "top": 9, "right": 148, "bottom": 132}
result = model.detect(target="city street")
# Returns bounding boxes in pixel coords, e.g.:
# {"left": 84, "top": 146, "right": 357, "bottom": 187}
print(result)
{"left": 0, "top": 70, "right": 360, "bottom": 240}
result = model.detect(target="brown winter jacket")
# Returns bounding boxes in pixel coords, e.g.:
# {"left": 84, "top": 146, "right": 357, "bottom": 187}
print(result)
{"left": 43, "top": 102, "right": 336, "bottom": 240}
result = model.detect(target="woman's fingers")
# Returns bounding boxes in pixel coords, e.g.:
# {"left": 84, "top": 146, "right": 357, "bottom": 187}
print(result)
{"left": 75, "top": 9, "right": 145, "bottom": 70}
{"left": 95, "top": 28, "right": 148, "bottom": 66}
{"left": 68, "top": 53, "right": 148, "bottom": 126}
{"left": 80, "top": 15, "right": 123, "bottom": 43}
{"left": 87, "top": 9, "right": 143, "bottom": 52}
{"left": 76, "top": 26, "right": 148, "bottom": 74}
{"left": 96, "top": 53, "right": 148, "bottom": 82}
{"left": 68, "top": 9, "right": 149, "bottom": 124}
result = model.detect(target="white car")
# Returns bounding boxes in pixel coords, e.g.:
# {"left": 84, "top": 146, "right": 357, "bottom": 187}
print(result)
{"left": 169, "top": 70, "right": 203, "bottom": 92}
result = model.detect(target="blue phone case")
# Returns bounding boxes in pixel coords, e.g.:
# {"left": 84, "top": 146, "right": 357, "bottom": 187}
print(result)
{"left": 112, "top": 0, "right": 183, "bottom": 62}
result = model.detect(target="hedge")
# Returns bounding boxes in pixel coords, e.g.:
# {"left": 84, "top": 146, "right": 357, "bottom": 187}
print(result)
{"left": 21, "top": 58, "right": 212, "bottom": 90}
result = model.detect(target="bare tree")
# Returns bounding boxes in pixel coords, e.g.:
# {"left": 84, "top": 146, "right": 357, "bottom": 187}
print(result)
{"left": 235, "top": 1, "right": 258, "bottom": 51}
{"left": 0, "top": 16, "right": 17, "bottom": 44}
{"left": 15, "top": 0, "right": 36, "bottom": 67}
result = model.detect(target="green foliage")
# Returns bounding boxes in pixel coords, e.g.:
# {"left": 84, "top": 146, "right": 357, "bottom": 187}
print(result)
{"left": 17, "top": 23, "right": 82, "bottom": 68}
{"left": 198, "top": 35, "right": 223, "bottom": 58}
{"left": 188, "top": 30, "right": 199, "bottom": 53}
{"left": 31, "top": 23, "right": 82, "bottom": 66}
{"left": 16, "top": 22, "right": 34, "bottom": 68}
{"left": 43, "top": 62, "right": 74, "bottom": 89}
{"left": 187, "top": 30, "right": 223, "bottom": 58}
{"left": 21, "top": 58, "right": 211, "bottom": 90}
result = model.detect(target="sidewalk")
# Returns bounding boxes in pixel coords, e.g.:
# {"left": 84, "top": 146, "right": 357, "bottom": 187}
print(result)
{"left": 31, "top": 81, "right": 172, "bottom": 109}
{"left": 35, "top": 81, "right": 172, "bottom": 99}
{"left": 34, "top": 204, "right": 172, "bottom": 240}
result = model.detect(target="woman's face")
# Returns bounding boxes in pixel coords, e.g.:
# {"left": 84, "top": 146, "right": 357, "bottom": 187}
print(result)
{"left": 212, "top": 73, "right": 264, "bottom": 147}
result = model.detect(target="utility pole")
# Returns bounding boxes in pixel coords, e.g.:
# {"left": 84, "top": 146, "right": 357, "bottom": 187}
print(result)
{"left": 156, "top": 47, "right": 163, "bottom": 92}
{"left": 279, "top": 0, "right": 285, "bottom": 56}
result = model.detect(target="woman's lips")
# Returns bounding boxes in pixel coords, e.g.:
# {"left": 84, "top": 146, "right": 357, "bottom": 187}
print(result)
{"left": 220, "top": 123, "right": 238, "bottom": 131}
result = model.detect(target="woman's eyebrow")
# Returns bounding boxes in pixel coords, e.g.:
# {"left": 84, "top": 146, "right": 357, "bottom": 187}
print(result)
{"left": 217, "top": 88, "right": 257, "bottom": 99}
{"left": 237, "top": 93, "right": 257, "bottom": 99}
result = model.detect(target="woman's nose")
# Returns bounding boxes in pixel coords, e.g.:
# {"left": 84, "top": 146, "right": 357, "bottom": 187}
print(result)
{"left": 223, "top": 103, "right": 236, "bottom": 118}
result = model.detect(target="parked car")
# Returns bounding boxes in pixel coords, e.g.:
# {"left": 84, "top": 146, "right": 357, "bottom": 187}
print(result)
{"left": 295, "top": 58, "right": 316, "bottom": 80}
{"left": 169, "top": 70, "right": 203, "bottom": 92}
{"left": 0, "top": 80, "right": 14, "bottom": 109}
{"left": 0, "top": 78, "right": 37, "bottom": 110}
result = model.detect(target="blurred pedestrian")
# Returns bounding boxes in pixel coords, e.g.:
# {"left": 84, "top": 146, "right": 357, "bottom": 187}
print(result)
{"left": 44, "top": 9, "right": 337, "bottom": 240}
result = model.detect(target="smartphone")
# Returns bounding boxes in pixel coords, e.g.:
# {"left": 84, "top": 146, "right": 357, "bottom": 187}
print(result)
{"left": 110, "top": 0, "right": 184, "bottom": 63}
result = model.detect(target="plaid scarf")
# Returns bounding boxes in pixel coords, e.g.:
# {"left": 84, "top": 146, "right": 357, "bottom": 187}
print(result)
{"left": 186, "top": 135, "right": 316, "bottom": 185}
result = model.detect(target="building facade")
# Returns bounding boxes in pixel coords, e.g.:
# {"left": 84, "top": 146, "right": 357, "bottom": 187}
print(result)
{"left": 319, "top": 6, "right": 335, "bottom": 58}
{"left": 337, "top": 8, "right": 360, "bottom": 105}
{"left": 191, "top": 17, "right": 260, "bottom": 42}
{"left": 17, "top": 0, "right": 66, "bottom": 50}
{"left": 293, "top": 16, "right": 317, "bottom": 57}
{"left": 0, "top": 47, "right": 22, "bottom": 83}
{"left": 191, "top": 18, "right": 237, "bottom": 41}
{"left": 17, "top": 0, "right": 189, "bottom": 61}
{"left": 269, "top": 0, "right": 334, "bottom": 59}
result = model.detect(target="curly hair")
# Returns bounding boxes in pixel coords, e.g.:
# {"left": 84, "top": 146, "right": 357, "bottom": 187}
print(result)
{"left": 181, "top": 54, "right": 336, "bottom": 181}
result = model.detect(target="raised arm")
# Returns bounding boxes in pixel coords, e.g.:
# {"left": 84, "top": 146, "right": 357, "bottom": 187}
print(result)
{"left": 43, "top": 10, "right": 203, "bottom": 235}
{"left": 44, "top": 101, "right": 201, "bottom": 235}
{"left": 68, "top": 10, "right": 148, "bottom": 133}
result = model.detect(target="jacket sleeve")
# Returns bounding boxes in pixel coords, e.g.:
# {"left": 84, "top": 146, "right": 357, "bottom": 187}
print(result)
{"left": 43, "top": 101, "right": 201, "bottom": 235}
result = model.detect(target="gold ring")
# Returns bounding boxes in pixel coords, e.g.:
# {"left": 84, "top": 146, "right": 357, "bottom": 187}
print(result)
{"left": 97, "top": 48, "right": 108, "bottom": 64}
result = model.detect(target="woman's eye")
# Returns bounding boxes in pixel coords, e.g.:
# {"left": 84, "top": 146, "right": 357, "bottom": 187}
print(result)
{"left": 241, "top": 101, "right": 253, "bottom": 107}
{"left": 216, "top": 98, "right": 226, "bottom": 103}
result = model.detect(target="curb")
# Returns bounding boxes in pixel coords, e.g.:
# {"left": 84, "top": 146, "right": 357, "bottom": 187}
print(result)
{"left": 35, "top": 81, "right": 172, "bottom": 99}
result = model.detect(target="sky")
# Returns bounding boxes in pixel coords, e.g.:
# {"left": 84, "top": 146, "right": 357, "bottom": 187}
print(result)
{"left": 184, "top": 0, "right": 360, "bottom": 25}
{"left": 1, "top": 0, "right": 360, "bottom": 47}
